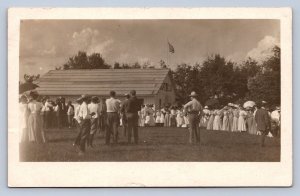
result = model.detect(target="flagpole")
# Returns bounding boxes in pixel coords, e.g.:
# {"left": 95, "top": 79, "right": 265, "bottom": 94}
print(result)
{"left": 166, "top": 38, "right": 169, "bottom": 67}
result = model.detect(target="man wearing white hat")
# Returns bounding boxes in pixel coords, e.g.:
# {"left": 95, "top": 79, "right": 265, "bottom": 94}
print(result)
{"left": 184, "top": 91, "right": 203, "bottom": 144}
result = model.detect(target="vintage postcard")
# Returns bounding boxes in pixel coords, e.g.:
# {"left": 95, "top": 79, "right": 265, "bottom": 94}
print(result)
{"left": 8, "top": 8, "right": 292, "bottom": 187}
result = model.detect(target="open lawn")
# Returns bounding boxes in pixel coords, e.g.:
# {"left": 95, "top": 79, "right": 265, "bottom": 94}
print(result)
{"left": 19, "top": 127, "right": 280, "bottom": 162}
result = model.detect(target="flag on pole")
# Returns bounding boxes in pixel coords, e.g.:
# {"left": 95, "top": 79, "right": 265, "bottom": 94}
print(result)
{"left": 168, "top": 42, "right": 175, "bottom": 53}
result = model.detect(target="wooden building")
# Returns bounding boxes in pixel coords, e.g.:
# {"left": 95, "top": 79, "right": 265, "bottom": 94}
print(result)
{"left": 37, "top": 69, "right": 176, "bottom": 109}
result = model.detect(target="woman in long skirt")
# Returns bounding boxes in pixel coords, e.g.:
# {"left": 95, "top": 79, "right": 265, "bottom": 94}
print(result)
{"left": 19, "top": 95, "right": 29, "bottom": 142}
{"left": 238, "top": 108, "right": 247, "bottom": 132}
{"left": 155, "top": 110, "right": 161, "bottom": 126}
{"left": 27, "top": 92, "right": 45, "bottom": 143}
{"left": 228, "top": 108, "right": 234, "bottom": 131}
{"left": 182, "top": 114, "right": 189, "bottom": 128}
{"left": 206, "top": 110, "right": 215, "bottom": 130}
{"left": 176, "top": 109, "right": 184, "bottom": 127}
{"left": 247, "top": 109, "right": 257, "bottom": 135}
{"left": 222, "top": 110, "right": 230, "bottom": 131}
{"left": 213, "top": 110, "right": 222, "bottom": 130}
{"left": 164, "top": 110, "right": 170, "bottom": 127}
{"left": 170, "top": 107, "right": 177, "bottom": 127}
{"left": 232, "top": 109, "right": 239, "bottom": 132}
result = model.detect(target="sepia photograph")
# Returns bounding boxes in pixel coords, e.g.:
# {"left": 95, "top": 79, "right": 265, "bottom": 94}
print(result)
{"left": 8, "top": 8, "right": 292, "bottom": 187}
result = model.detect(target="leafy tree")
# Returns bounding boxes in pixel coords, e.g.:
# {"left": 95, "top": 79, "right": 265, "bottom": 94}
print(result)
{"left": 88, "top": 53, "right": 107, "bottom": 69}
{"left": 247, "top": 46, "right": 280, "bottom": 105}
{"left": 23, "top": 74, "right": 40, "bottom": 83}
{"left": 199, "top": 54, "right": 239, "bottom": 104}
{"left": 61, "top": 51, "right": 110, "bottom": 70}
{"left": 159, "top": 60, "right": 168, "bottom": 69}
{"left": 132, "top": 62, "right": 142, "bottom": 69}
{"left": 121, "top": 63, "right": 131, "bottom": 69}
{"left": 172, "top": 64, "right": 203, "bottom": 104}
{"left": 113, "top": 62, "right": 121, "bottom": 69}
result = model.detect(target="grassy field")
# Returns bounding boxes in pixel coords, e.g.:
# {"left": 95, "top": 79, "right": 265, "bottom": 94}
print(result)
{"left": 19, "top": 127, "right": 280, "bottom": 162}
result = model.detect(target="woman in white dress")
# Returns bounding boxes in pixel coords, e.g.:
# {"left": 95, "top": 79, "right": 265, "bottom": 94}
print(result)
{"left": 155, "top": 110, "right": 161, "bottom": 126}
{"left": 164, "top": 110, "right": 170, "bottom": 127}
{"left": 222, "top": 110, "right": 230, "bottom": 131}
{"left": 170, "top": 107, "right": 177, "bottom": 127}
{"left": 238, "top": 107, "right": 247, "bottom": 132}
{"left": 206, "top": 110, "right": 215, "bottom": 130}
{"left": 183, "top": 114, "right": 189, "bottom": 128}
{"left": 19, "top": 95, "right": 29, "bottom": 143}
{"left": 213, "top": 110, "right": 222, "bottom": 131}
{"left": 176, "top": 109, "right": 184, "bottom": 127}
{"left": 232, "top": 108, "right": 239, "bottom": 132}
{"left": 27, "top": 92, "right": 45, "bottom": 143}
{"left": 145, "top": 105, "right": 155, "bottom": 126}
{"left": 139, "top": 105, "right": 146, "bottom": 127}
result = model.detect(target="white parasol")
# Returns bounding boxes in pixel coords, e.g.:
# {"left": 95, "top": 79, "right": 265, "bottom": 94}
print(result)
{"left": 243, "top": 101, "right": 256, "bottom": 108}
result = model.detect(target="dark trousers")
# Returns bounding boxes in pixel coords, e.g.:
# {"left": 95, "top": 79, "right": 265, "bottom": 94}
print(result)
{"left": 188, "top": 113, "right": 200, "bottom": 144}
{"left": 79, "top": 119, "right": 91, "bottom": 152}
{"left": 74, "top": 121, "right": 82, "bottom": 145}
{"left": 106, "top": 112, "right": 119, "bottom": 144}
{"left": 88, "top": 118, "right": 98, "bottom": 147}
{"left": 126, "top": 113, "right": 139, "bottom": 144}
{"left": 260, "top": 129, "right": 269, "bottom": 147}
{"left": 98, "top": 115, "right": 107, "bottom": 133}
{"left": 68, "top": 115, "right": 74, "bottom": 127}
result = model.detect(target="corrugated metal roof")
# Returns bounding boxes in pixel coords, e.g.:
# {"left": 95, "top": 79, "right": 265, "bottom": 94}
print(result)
{"left": 37, "top": 69, "right": 170, "bottom": 96}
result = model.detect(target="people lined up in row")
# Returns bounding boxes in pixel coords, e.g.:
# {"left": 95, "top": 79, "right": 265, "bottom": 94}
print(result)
{"left": 201, "top": 104, "right": 280, "bottom": 137}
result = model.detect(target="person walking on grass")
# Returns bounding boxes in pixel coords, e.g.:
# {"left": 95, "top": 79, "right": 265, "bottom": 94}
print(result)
{"left": 184, "top": 91, "right": 203, "bottom": 144}
{"left": 73, "top": 97, "right": 83, "bottom": 147}
{"left": 255, "top": 101, "right": 271, "bottom": 147}
{"left": 87, "top": 96, "right": 100, "bottom": 148}
{"left": 77, "top": 95, "right": 91, "bottom": 156}
{"left": 105, "top": 91, "right": 121, "bottom": 145}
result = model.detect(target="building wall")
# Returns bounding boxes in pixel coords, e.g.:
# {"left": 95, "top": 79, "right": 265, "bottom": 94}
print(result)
{"left": 154, "top": 74, "right": 176, "bottom": 109}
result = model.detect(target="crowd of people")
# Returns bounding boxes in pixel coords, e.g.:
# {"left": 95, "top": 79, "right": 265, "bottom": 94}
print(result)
{"left": 19, "top": 90, "right": 281, "bottom": 155}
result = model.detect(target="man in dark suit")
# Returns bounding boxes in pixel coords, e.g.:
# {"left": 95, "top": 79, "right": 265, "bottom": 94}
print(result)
{"left": 124, "top": 90, "right": 141, "bottom": 144}
{"left": 255, "top": 101, "right": 271, "bottom": 147}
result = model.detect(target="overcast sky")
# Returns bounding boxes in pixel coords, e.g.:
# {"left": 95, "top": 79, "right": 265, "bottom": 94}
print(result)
{"left": 20, "top": 19, "right": 280, "bottom": 80}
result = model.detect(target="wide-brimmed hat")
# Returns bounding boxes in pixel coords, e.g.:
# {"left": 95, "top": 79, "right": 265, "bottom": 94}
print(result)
{"left": 204, "top": 106, "right": 208, "bottom": 109}
{"left": 189, "top": 91, "right": 198, "bottom": 97}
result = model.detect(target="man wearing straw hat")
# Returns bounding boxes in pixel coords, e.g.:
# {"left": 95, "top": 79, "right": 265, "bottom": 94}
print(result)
{"left": 184, "top": 91, "right": 203, "bottom": 144}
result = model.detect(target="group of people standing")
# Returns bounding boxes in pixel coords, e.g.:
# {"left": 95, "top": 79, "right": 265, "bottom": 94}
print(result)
{"left": 182, "top": 93, "right": 280, "bottom": 147}
{"left": 19, "top": 92, "right": 80, "bottom": 143}
{"left": 19, "top": 90, "right": 280, "bottom": 156}
{"left": 138, "top": 104, "right": 193, "bottom": 128}
{"left": 201, "top": 102, "right": 280, "bottom": 138}
{"left": 72, "top": 90, "right": 140, "bottom": 155}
